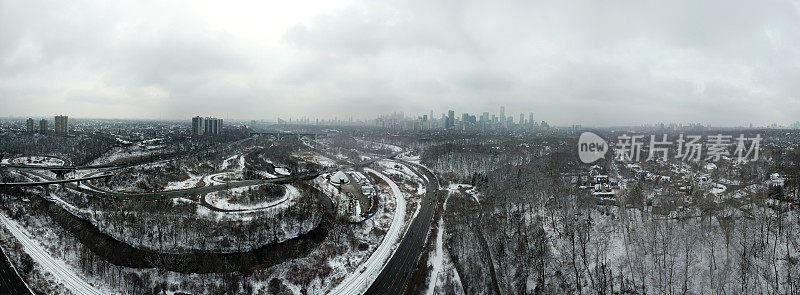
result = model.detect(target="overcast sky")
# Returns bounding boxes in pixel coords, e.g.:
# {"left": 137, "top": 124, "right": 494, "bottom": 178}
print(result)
{"left": 2, "top": 0, "right": 799, "bottom": 126}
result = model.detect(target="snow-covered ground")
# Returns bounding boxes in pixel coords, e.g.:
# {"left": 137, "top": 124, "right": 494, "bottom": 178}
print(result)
{"left": 206, "top": 184, "right": 298, "bottom": 211}
{"left": 425, "top": 193, "right": 464, "bottom": 295}
{"left": 88, "top": 145, "right": 164, "bottom": 165}
{"left": 710, "top": 183, "right": 727, "bottom": 195}
{"left": 397, "top": 153, "right": 421, "bottom": 163}
{"left": 329, "top": 168, "right": 406, "bottom": 295}
{"left": 0, "top": 213, "right": 105, "bottom": 295}
{"left": 9, "top": 156, "right": 65, "bottom": 167}
{"left": 220, "top": 154, "right": 240, "bottom": 170}
{"left": 446, "top": 183, "right": 480, "bottom": 202}
{"left": 164, "top": 174, "right": 206, "bottom": 190}
{"left": 355, "top": 138, "right": 404, "bottom": 154}
{"left": 309, "top": 152, "right": 338, "bottom": 167}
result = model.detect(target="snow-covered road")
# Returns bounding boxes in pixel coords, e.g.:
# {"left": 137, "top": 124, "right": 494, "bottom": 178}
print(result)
{"left": 328, "top": 168, "right": 406, "bottom": 295}
{"left": 0, "top": 214, "right": 103, "bottom": 295}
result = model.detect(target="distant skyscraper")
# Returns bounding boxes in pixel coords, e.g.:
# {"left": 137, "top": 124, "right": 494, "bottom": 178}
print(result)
{"left": 26, "top": 118, "right": 34, "bottom": 133}
{"left": 447, "top": 110, "right": 455, "bottom": 129}
{"left": 500, "top": 106, "right": 505, "bottom": 124}
{"left": 519, "top": 113, "right": 524, "bottom": 126}
{"left": 39, "top": 119, "right": 47, "bottom": 134}
{"left": 529, "top": 112, "right": 534, "bottom": 127}
{"left": 192, "top": 116, "right": 204, "bottom": 136}
{"left": 54, "top": 115, "right": 68, "bottom": 135}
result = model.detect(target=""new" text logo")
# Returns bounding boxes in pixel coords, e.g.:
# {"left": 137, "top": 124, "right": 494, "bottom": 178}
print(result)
{"left": 578, "top": 132, "right": 607, "bottom": 163}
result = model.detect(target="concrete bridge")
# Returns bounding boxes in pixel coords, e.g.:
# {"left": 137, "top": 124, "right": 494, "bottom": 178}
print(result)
{"left": 250, "top": 132, "right": 328, "bottom": 140}
{"left": 0, "top": 172, "right": 112, "bottom": 187}
{"left": 0, "top": 171, "right": 113, "bottom": 195}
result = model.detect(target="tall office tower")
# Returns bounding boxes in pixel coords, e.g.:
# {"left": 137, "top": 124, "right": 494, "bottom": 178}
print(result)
{"left": 429, "top": 110, "right": 434, "bottom": 128}
{"left": 39, "top": 119, "right": 47, "bottom": 134}
{"left": 447, "top": 110, "right": 455, "bottom": 129}
{"left": 192, "top": 116, "right": 205, "bottom": 136}
{"left": 500, "top": 106, "right": 505, "bottom": 124}
{"left": 481, "top": 112, "right": 490, "bottom": 130}
{"left": 519, "top": 114, "right": 524, "bottom": 126}
{"left": 54, "top": 115, "right": 68, "bottom": 135}
{"left": 26, "top": 118, "right": 34, "bottom": 133}
{"left": 529, "top": 112, "right": 534, "bottom": 127}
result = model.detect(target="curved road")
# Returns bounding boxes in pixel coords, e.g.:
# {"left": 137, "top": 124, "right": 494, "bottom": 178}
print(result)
{"left": 365, "top": 161, "right": 439, "bottom": 295}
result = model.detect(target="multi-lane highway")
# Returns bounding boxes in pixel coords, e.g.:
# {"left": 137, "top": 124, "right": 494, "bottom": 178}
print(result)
{"left": 365, "top": 161, "right": 439, "bottom": 295}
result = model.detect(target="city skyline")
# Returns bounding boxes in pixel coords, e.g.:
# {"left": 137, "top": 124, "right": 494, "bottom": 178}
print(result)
{"left": 3, "top": 108, "right": 797, "bottom": 129}
{"left": 2, "top": 0, "right": 800, "bottom": 126}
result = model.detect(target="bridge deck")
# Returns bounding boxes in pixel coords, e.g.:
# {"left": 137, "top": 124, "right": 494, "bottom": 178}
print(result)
{"left": 0, "top": 174, "right": 112, "bottom": 187}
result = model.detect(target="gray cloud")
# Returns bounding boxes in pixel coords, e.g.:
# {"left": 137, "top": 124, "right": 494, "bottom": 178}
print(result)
{"left": 1, "top": 0, "right": 799, "bottom": 126}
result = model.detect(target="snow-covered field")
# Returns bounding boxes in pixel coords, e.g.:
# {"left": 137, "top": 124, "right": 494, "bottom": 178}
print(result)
{"left": 300, "top": 151, "right": 338, "bottom": 167}
{"left": 88, "top": 145, "right": 163, "bottom": 165}
{"left": 9, "top": 156, "right": 65, "bottom": 167}
{"left": 275, "top": 167, "right": 291, "bottom": 175}
{"left": 446, "top": 183, "right": 480, "bottom": 202}
{"left": 164, "top": 174, "right": 206, "bottom": 190}
{"left": 206, "top": 184, "right": 298, "bottom": 211}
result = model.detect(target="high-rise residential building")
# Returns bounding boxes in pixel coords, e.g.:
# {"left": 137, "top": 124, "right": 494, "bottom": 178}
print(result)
{"left": 26, "top": 118, "right": 34, "bottom": 133}
{"left": 204, "top": 117, "right": 223, "bottom": 135}
{"left": 54, "top": 115, "right": 68, "bottom": 135}
{"left": 39, "top": 119, "right": 47, "bottom": 134}
{"left": 192, "top": 116, "right": 204, "bottom": 136}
